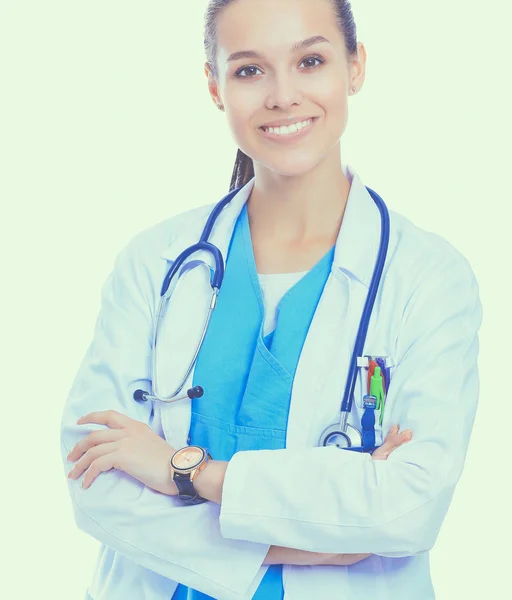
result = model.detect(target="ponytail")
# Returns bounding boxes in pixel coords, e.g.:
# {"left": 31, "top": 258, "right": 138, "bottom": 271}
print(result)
{"left": 229, "top": 148, "right": 255, "bottom": 192}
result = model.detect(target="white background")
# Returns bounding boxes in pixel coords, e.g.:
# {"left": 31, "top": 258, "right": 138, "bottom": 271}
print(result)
{"left": 1, "top": 1, "right": 510, "bottom": 598}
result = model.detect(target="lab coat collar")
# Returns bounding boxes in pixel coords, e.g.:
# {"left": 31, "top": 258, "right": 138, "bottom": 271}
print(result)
{"left": 160, "top": 163, "right": 381, "bottom": 288}
{"left": 334, "top": 164, "right": 382, "bottom": 288}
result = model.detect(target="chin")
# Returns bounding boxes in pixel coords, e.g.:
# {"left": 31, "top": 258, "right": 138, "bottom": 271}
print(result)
{"left": 246, "top": 132, "right": 340, "bottom": 179}
{"left": 256, "top": 152, "right": 326, "bottom": 179}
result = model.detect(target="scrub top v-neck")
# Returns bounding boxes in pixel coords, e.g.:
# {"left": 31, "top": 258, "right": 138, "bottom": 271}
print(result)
{"left": 171, "top": 203, "right": 335, "bottom": 600}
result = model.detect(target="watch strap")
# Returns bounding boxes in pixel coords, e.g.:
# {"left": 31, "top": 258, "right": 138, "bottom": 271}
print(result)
{"left": 173, "top": 472, "right": 207, "bottom": 504}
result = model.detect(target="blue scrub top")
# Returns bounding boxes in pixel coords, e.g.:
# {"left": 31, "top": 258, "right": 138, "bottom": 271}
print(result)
{"left": 172, "top": 204, "right": 334, "bottom": 599}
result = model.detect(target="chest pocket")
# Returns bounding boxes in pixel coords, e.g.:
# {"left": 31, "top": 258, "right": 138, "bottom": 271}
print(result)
{"left": 353, "top": 354, "right": 396, "bottom": 446}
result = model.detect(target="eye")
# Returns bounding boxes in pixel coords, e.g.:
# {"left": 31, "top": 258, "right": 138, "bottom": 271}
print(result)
{"left": 235, "top": 65, "right": 262, "bottom": 79}
{"left": 234, "top": 54, "right": 325, "bottom": 79}
{"left": 300, "top": 54, "right": 325, "bottom": 69}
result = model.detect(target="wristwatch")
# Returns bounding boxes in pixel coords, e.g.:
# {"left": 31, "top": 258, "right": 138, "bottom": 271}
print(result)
{"left": 170, "top": 445, "right": 212, "bottom": 504}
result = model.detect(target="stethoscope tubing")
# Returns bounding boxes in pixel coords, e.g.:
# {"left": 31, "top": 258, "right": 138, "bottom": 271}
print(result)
{"left": 338, "top": 187, "right": 390, "bottom": 424}
{"left": 148, "top": 191, "right": 242, "bottom": 401}
{"left": 137, "top": 184, "right": 390, "bottom": 425}
{"left": 160, "top": 241, "right": 225, "bottom": 297}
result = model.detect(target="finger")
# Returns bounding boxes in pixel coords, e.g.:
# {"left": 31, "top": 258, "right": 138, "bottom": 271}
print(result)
{"left": 380, "top": 432, "right": 411, "bottom": 453}
{"left": 380, "top": 425, "right": 403, "bottom": 448}
{"left": 77, "top": 410, "right": 134, "bottom": 429}
{"left": 399, "top": 429, "right": 413, "bottom": 441}
{"left": 67, "top": 428, "right": 126, "bottom": 462}
{"left": 380, "top": 425, "right": 398, "bottom": 444}
{"left": 384, "top": 425, "right": 413, "bottom": 445}
{"left": 67, "top": 441, "right": 119, "bottom": 482}
{"left": 383, "top": 424, "right": 405, "bottom": 440}
{"left": 372, "top": 427, "right": 413, "bottom": 460}
{"left": 82, "top": 451, "right": 122, "bottom": 489}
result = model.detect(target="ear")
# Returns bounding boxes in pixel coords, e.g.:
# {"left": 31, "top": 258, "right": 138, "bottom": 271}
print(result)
{"left": 349, "top": 42, "right": 367, "bottom": 94}
{"left": 204, "top": 62, "right": 224, "bottom": 110}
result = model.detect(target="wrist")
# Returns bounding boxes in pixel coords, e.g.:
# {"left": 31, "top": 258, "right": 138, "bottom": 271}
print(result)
{"left": 169, "top": 446, "right": 212, "bottom": 503}
{"left": 263, "top": 546, "right": 334, "bottom": 567}
{"left": 193, "top": 459, "right": 228, "bottom": 505}
{"left": 327, "top": 553, "right": 373, "bottom": 566}
{"left": 314, "top": 552, "right": 342, "bottom": 566}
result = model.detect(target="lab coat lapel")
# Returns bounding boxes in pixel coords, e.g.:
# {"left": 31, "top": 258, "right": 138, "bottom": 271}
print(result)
{"left": 285, "top": 166, "right": 383, "bottom": 449}
{"left": 157, "top": 181, "right": 256, "bottom": 446}
{"left": 285, "top": 271, "right": 352, "bottom": 449}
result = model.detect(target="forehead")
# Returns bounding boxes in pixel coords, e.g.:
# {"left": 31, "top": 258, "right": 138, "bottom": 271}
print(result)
{"left": 216, "top": 0, "right": 340, "bottom": 59}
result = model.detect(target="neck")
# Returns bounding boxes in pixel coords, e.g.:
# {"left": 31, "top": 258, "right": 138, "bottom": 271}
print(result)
{"left": 246, "top": 149, "right": 351, "bottom": 246}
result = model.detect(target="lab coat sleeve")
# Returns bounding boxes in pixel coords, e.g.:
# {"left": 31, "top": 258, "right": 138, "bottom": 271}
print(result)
{"left": 60, "top": 234, "right": 269, "bottom": 600}
{"left": 218, "top": 253, "right": 483, "bottom": 556}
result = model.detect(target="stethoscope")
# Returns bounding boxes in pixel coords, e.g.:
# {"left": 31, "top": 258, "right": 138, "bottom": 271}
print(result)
{"left": 134, "top": 184, "right": 390, "bottom": 452}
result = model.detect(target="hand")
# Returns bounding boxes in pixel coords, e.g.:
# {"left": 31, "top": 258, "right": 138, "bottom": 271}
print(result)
{"left": 372, "top": 424, "right": 413, "bottom": 460}
{"left": 67, "top": 410, "right": 178, "bottom": 496}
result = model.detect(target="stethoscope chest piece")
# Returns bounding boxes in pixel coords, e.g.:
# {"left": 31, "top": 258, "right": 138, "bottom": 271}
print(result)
{"left": 320, "top": 422, "right": 363, "bottom": 449}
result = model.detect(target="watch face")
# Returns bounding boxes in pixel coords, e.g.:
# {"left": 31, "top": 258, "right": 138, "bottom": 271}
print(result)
{"left": 172, "top": 446, "right": 204, "bottom": 470}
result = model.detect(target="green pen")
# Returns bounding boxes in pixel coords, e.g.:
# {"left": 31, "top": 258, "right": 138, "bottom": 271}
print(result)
{"left": 370, "top": 367, "right": 386, "bottom": 426}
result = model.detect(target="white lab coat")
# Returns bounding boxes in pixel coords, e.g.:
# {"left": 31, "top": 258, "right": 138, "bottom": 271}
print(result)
{"left": 61, "top": 163, "right": 483, "bottom": 600}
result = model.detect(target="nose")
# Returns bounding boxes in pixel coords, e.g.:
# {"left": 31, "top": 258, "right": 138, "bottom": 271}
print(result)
{"left": 265, "top": 71, "right": 303, "bottom": 111}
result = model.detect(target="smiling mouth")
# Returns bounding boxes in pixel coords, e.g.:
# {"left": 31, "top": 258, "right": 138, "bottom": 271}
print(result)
{"left": 259, "top": 117, "right": 317, "bottom": 136}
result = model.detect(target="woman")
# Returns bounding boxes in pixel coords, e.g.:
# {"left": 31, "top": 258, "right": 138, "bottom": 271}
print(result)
{"left": 61, "top": 0, "right": 482, "bottom": 599}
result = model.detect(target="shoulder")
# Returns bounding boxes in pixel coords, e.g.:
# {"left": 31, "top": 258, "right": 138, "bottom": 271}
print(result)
{"left": 385, "top": 209, "right": 482, "bottom": 336}
{"left": 387, "top": 208, "right": 478, "bottom": 289}
{"left": 115, "top": 202, "right": 216, "bottom": 272}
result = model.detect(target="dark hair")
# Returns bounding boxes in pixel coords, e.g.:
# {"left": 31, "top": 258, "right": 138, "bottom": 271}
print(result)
{"left": 204, "top": 0, "right": 358, "bottom": 191}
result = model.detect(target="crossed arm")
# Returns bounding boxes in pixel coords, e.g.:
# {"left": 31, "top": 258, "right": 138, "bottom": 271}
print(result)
{"left": 67, "top": 407, "right": 411, "bottom": 568}
{"left": 62, "top": 239, "right": 482, "bottom": 596}
{"left": 194, "top": 424, "right": 412, "bottom": 566}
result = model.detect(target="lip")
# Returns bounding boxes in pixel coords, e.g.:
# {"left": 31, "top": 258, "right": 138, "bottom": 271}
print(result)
{"left": 258, "top": 117, "right": 318, "bottom": 144}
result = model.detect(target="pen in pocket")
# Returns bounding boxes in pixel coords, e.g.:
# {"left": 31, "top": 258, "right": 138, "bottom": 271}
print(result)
{"left": 370, "top": 367, "right": 386, "bottom": 425}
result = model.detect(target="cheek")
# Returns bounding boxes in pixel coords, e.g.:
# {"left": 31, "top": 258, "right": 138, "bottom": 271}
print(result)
{"left": 315, "top": 77, "right": 347, "bottom": 121}
{"left": 224, "top": 85, "right": 262, "bottom": 134}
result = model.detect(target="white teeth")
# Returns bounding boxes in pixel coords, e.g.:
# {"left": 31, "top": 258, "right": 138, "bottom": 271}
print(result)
{"left": 263, "top": 118, "right": 313, "bottom": 135}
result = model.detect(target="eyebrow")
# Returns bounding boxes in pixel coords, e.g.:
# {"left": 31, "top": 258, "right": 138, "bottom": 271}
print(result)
{"left": 226, "top": 35, "right": 331, "bottom": 63}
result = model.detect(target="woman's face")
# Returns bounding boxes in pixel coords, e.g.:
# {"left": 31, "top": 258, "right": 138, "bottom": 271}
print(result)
{"left": 207, "top": 0, "right": 366, "bottom": 178}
